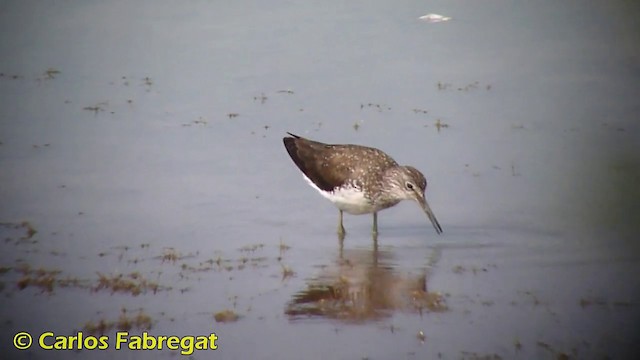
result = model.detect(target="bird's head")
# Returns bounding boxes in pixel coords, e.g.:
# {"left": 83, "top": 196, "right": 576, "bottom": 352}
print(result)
{"left": 383, "top": 166, "right": 443, "bottom": 234}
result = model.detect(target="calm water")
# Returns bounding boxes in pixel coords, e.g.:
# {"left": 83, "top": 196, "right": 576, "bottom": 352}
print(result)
{"left": 1, "top": 1, "right": 639, "bottom": 359}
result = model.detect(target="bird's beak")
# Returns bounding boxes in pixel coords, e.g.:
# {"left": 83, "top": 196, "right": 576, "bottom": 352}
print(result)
{"left": 416, "top": 193, "right": 443, "bottom": 234}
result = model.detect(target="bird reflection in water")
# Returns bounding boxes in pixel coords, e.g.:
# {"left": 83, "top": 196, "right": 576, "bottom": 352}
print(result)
{"left": 285, "top": 243, "right": 447, "bottom": 322}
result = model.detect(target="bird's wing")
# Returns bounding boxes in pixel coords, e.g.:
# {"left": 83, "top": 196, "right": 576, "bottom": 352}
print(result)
{"left": 284, "top": 135, "right": 397, "bottom": 192}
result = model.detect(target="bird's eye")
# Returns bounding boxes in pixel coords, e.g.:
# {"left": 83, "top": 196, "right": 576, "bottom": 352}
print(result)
{"left": 405, "top": 182, "right": 414, "bottom": 190}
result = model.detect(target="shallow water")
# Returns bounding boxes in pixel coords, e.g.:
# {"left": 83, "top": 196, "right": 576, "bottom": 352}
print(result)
{"left": 1, "top": 1, "right": 639, "bottom": 359}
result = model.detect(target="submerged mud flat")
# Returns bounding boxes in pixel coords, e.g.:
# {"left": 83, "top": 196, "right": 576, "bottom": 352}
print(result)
{"left": 4, "top": 219, "right": 638, "bottom": 360}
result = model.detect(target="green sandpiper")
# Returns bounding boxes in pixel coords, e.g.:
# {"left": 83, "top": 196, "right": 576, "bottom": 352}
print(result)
{"left": 283, "top": 132, "right": 442, "bottom": 238}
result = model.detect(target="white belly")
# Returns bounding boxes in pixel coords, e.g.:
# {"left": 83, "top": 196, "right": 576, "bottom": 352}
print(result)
{"left": 302, "top": 175, "right": 374, "bottom": 215}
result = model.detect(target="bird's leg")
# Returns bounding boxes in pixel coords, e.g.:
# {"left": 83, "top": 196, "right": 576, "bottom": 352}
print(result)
{"left": 372, "top": 237, "right": 379, "bottom": 265}
{"left": 372, "top": 212, "right": 378, "bottom": 236}
{"left": 337, "top": 210, "right": 346, "bottom": 240}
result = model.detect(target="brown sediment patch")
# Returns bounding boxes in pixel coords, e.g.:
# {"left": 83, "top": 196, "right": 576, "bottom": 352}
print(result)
{"left": 238, "top": 243, "right": 265, "bottom": 252}
{"left": 281, "top": 264, "right": 295, "bottom": 280}
{"left": 84, "top": 308, "right": 153, "bottom": 335}
{"left": 410, "top": 289, "right": 448, "bottom": 313}
{"left": 214, "top": 309, "right": 240, "bottom": 323}
{"left": 93, "top": 272, "right": 170, "bottom": 296}
{"left": 1, "top": 220, "right": 38, "bottom": 244}
{"left": 12, "top": 264, "right": 88, "bottom": 294}
{"left": 536, "top": 341, "right": 574, "bottom": 360}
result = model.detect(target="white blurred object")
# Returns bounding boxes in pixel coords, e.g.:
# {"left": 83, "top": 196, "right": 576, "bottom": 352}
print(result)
{"left": 419, "top": 13, "right": 452, "bottom": 23}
